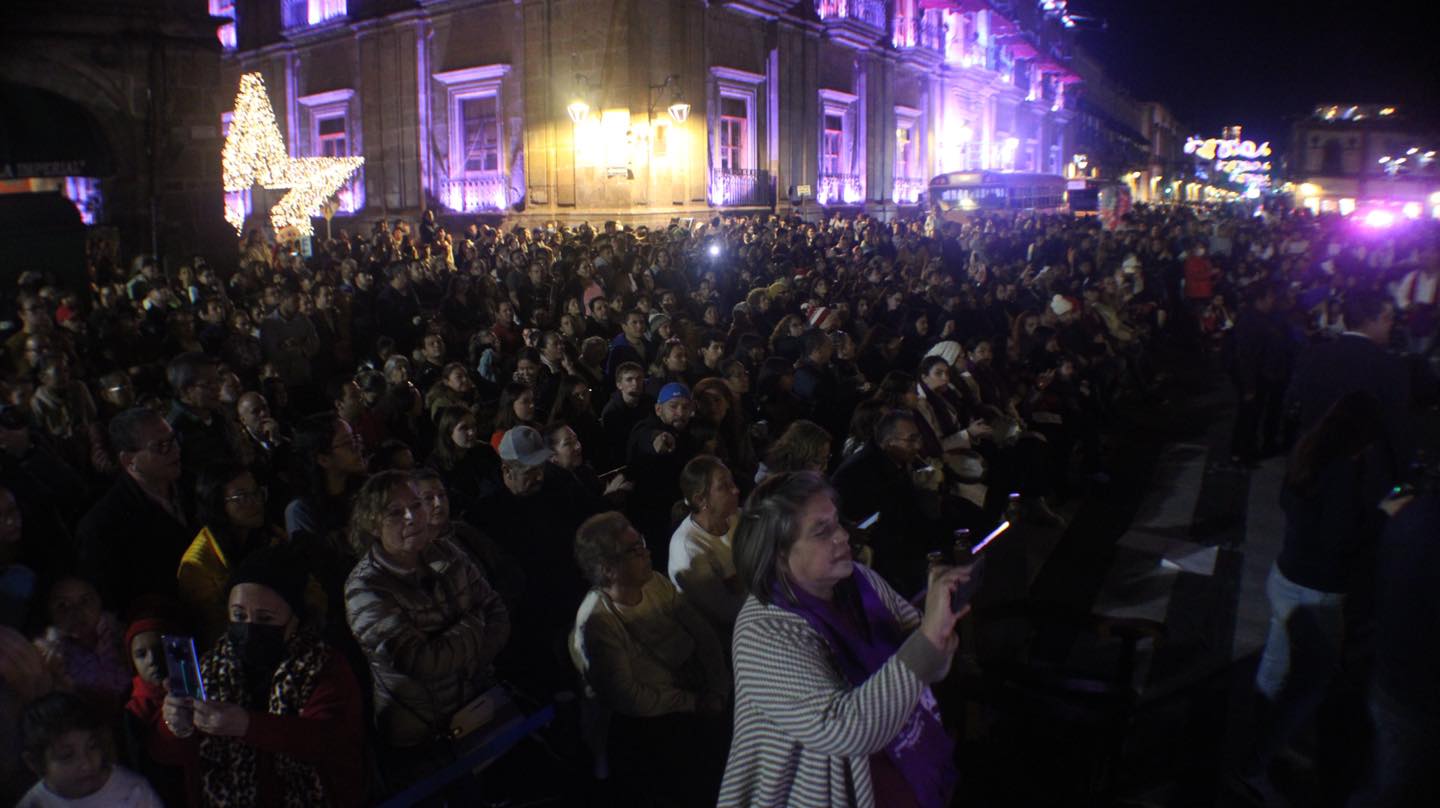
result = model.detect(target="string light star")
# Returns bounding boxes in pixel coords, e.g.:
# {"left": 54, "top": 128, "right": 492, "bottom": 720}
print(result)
{"left": 222, "top": 72, "right": 363, "bottom": 237}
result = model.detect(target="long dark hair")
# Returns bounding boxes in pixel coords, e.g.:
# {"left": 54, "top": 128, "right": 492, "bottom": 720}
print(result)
{"left": 195, "top": 461, "right": 254, "bottom": 550}
{"left": 1285, "top": 392, "right": 1386, "bottom": 492}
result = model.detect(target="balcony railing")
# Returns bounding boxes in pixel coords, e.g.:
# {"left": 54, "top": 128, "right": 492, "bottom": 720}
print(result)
{"left": 437, "top": 173, "right": 513, "bottom": 213}
{"left": 709, "top": 168, "right": 774, "bottom": 207}
{"left": 893, "top": 176, "right": 927, "bottom": 205}
{"left": 894, "top": 11, "right": 945, "bottom": 52}
{"left": 817, "top": 173, "right": 865, "bottom": 206}
{"left": 816, "top": 0, "right": 886, "bottom": 30}
{"left": 281, "top": 0, "right": 347, "bottom": 31}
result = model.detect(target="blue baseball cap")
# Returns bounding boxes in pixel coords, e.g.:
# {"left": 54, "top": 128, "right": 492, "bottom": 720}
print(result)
{"left": 657, "top": 382, "right": 691, "bottom": 405}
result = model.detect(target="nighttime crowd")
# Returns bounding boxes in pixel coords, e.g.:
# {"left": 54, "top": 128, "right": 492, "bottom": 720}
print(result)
{"left": 0, "top": 198, "right": 1436, "bottom": 807}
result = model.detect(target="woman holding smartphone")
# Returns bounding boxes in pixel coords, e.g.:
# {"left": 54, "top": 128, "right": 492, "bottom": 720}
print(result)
{"left": 157, "top": 545, "right": 366, "bottom": 807}
{"left": 721, "top": 472, "right": 969, "bottom": 808}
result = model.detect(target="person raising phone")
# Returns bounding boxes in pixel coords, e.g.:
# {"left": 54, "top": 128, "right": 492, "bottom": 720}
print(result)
{"left": 156, "top": 546, "right": 366, "bottom": 807}
{"left": 721, "top": 471, "right": 970, "bottom": 808}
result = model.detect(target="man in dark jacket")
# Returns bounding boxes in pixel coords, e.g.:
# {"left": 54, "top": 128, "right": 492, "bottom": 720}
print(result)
{"left": 625, "top": 383, "right": 700, "bottom": 567}
{"left": 604, "top": 310, "right": 649, "bottom": 383}
{"left": 831, "top": 409, "right": 950, "bottom": 597}
{"left": 792, "top": 329, "right": 845, "bottom": 439}
{"left": 471, "top": 426, "right": 597, "bottom": 691}
{"left": 165, "top": 352, "right": 235, "bottom": 483}
{"left": 77, "top": 408, "right": 193, "bottom": 611}
{"left": 1229, "top": 282, "right": 1287, "bottom": 465}
{"left": 599, "top": 362, "right": 652, "bottom": 464}
{"left": 1285, "top": 291, "right": 1412, "bottom": 474}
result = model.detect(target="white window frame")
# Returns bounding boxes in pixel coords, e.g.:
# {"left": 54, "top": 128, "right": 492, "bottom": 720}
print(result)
{"left": 433, "top": 64, "right": 512, "bottom": 180}
{"left": 710, "top": 67, "right": 764, "bottom": 174}
{"left": 718, "top": 98, "right": 747, "bottom": 172}
{"left": 894, "top": 105, "right": 921, "bottom": 180}
{"left": 296, "top": 89, "right": 362, "bottom": 211}
{"left": 818, "top": 88, "right": 859, "bottom": 176}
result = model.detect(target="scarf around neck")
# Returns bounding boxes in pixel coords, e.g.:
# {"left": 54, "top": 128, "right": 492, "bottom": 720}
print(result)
{"left": 774, "top": 570, "right": 956, "bottom": 808}
{"left": 198, "top": 630, "right": 329, "bottom": 807}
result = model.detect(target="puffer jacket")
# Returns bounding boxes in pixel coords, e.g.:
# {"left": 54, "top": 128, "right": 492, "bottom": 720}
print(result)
{"left": 345, "top": 537, "right": 510, "bottom": 748}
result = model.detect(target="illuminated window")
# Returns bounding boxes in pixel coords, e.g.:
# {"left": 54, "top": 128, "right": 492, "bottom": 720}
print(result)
{"left": 281, "top": 0, "right": 347, "bottom": 29}
{"left": 209, "top": 0, "right": 236, "bottom": 50}
{"left": 822, "top": 115, "right": 844, "bottom": 175}
{"left": 718, "top": 98, "right": 747, "bottom": 172}
{"left": 316, "top": 116, "right": 347, "bottom": 157}
{"left": 709, "top": 67, "right": 764, "bottom": 177}
{"left": 297, "top": 89, "right": 363, "bottom": 212}
{"left": 460, "top": 95, "right": 500, "bottom": 174}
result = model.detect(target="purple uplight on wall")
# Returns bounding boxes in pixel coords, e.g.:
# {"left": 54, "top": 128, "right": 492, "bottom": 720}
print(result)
{"left": 817, "top": 174, "right": 864, "bottom": 205}
{"left": 440, "top": 175, "right": 509, "bottom": 212}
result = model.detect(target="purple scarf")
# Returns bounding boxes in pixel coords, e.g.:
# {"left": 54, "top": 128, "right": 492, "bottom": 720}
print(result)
{"left": 774, "top": 569, "right": 957, "bottom": 808}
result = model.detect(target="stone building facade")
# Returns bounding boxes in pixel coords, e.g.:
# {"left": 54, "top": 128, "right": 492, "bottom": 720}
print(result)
{"left": 222, "top": 0, "right": 1079, "bottom": 229}
{"left": 0, "top": 0, "right": 228, "bottom": 265}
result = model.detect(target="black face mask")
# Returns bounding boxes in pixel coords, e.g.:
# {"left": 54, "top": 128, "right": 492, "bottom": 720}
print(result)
{"left": 227, "top": 621, "right": 289, "bottom": 675}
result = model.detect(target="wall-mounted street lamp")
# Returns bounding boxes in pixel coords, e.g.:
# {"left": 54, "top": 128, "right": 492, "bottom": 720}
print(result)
{"left": 567, "top": 72, "right": 597, "bottom": 124}
{"left": 648, "top": 74, "right": 690, "bottom": 125}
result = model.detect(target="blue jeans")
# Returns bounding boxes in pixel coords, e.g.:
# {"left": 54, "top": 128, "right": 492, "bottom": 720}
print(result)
{"left": 1252, "top": 564, "right": 1345, "bottom": 767}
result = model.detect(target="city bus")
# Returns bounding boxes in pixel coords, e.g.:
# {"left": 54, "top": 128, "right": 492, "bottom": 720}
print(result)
{"left": 927, "top": 171, "right": 1068, "bottom": 220}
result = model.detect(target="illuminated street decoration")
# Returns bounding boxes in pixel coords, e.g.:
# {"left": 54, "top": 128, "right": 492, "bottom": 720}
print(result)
{"left": 1184, "top": 126, "right": 1272, "bottom": 194}
{"left": 221, "top": 72, "right": 364, "bottom": 236}
{"left": 1183, "top": 136, "right": 1272, "bottom": 162}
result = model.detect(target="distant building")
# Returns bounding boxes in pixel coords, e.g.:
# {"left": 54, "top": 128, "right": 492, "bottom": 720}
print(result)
{"left": 221, "top": 0, "right": 1082, "bottom": 229}
{"left": 1288, "top": 104, "right": 1440, "bottom": 219}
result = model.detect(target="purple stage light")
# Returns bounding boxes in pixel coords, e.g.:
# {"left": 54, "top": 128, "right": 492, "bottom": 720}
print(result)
{"left": 1362, "top": 209, "right": 1396, "bottom": 228}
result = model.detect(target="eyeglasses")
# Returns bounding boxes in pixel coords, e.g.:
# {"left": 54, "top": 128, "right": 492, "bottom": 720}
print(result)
{"left": 617, "top": 537, "right": 648, "bottom": 559}
{"left": 145, "top": 437, "right": 179, "bottom": 455}
{"left": 331, "top": 433, "right": 364, "bottom": 452}
{"left": 225, "top": 487, "right": 268, "bottom": 505}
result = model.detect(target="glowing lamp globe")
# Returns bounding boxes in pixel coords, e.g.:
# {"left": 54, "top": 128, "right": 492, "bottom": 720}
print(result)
{"left": 566, "top": 99, "right": 590, "bottom": 125}
{"left": 667, "top": 101, "right": 691, "bottom": 124}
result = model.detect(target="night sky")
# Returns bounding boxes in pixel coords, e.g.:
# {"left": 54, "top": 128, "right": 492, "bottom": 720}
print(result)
{"left": 1071, "top": 0, "right": 1440, "bottom": 148}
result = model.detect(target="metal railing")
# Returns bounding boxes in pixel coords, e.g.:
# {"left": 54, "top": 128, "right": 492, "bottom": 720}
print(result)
{"left": 895, "top": 10, "right": 945, "bottom": 52}
{"left": 709, "top": 168, "right": 774, "bottom": 207}
{"left": 817, "top": 172, "right": 865, "bottom": 206}
{"left": 816, "top": 0, "right": 887, "bottom": 30}
{"left": 281, "top": 0, "right": 347, "bottom": 30}
{"left": 436, "top": 174, "right": 513, "bottom": 213}
{"left": 893, "top": 175, "right": 927, "bottom": 205}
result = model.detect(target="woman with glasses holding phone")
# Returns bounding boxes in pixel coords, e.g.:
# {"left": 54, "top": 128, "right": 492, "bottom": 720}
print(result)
{"left": 178, "top": 462, "right": 288, "bottom": 648}
{"left": 569, "top": 511, "right": 730, "bottom": 805}
{"left": 720, "top": 472, "right": 970, "bottom": 808}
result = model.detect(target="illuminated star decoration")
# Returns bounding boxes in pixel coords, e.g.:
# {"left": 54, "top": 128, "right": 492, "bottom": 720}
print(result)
{"left": 222, "top": 72, "right": 363, "bottom": 237}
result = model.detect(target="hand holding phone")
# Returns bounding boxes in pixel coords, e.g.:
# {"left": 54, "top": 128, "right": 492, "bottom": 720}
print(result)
{"left": 162, "top": 635, "right": 207, "bottom": 701}
{"left": 948, "top": 520, "right": 1010, "bottom": 614}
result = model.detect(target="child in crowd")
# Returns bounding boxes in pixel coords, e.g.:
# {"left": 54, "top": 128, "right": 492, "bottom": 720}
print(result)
{"left": 33, "top": 578, "right": 131, "bottom": 711}
{"left": 121, "top": 613, "right": 188, "bottom": 808}
{"left": 18, "top": 692, "right": 161, "bottom": 807}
